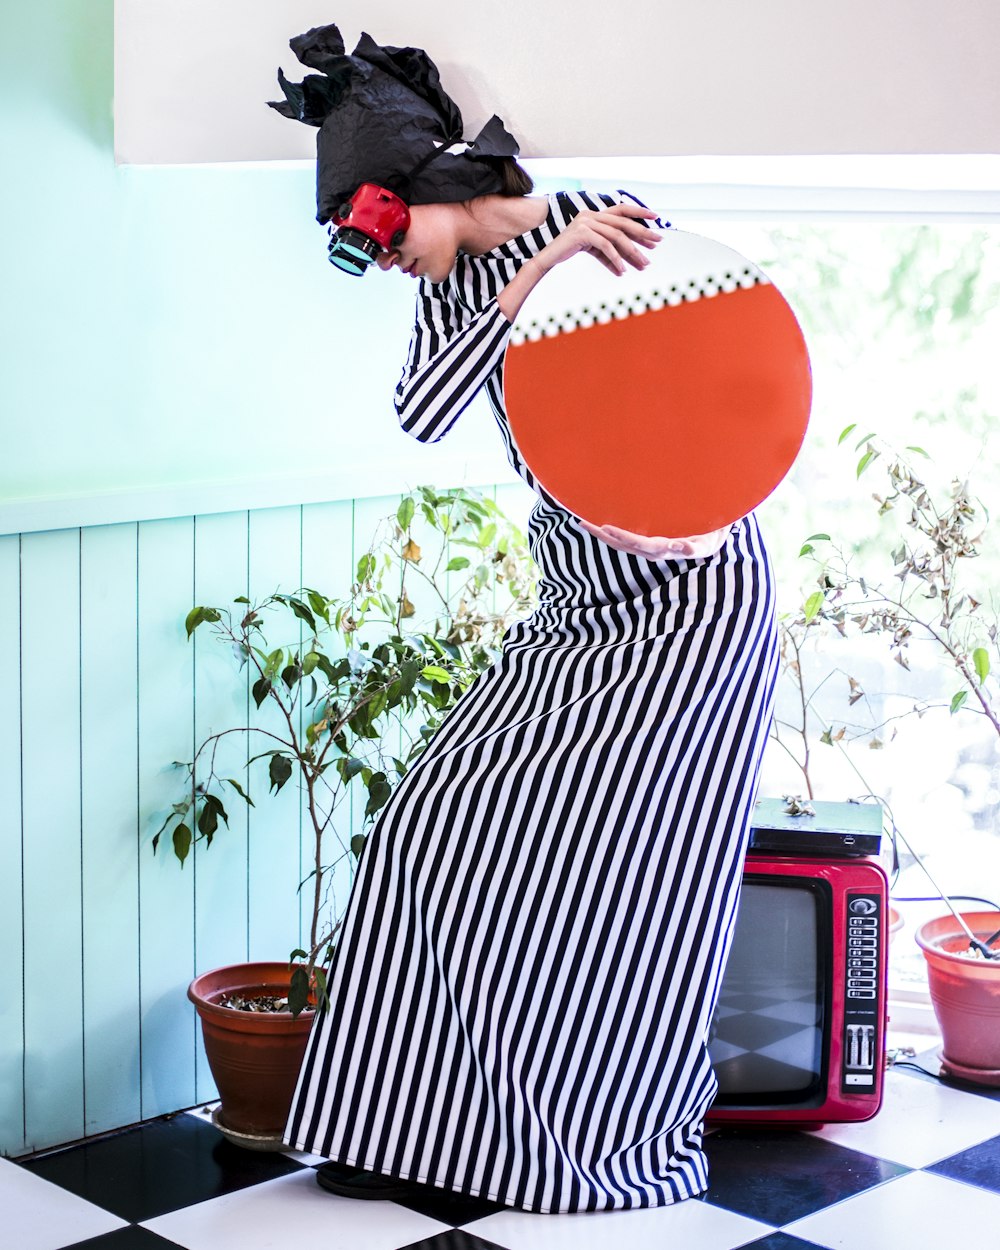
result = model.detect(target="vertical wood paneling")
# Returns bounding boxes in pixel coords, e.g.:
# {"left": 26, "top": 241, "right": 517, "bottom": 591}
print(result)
{"left": 191, "top": 512, "right": 252, "bottom": 1100}
{"left": 2, "top": 482, "right": 516, "bottom": 1156}
{"left": 137, "top": 516, "right": 197, "bottom": 1121}
{"left": 0, "top": 535, "right": 26, "bottom": 1156}
{"left": 80, "top": 523, "right": 141, "bottom": 1136}
{"left": 244, "top": 506, "right": 306, "bottom": 976}
{"left": 349, "top": 496, "right": 395, "bottom": 867}
{"left": 20, "top": 529, "right": 84, "bottom": 1151}
{"left": 300, "top": 501, "right": 355, "bottom": 954}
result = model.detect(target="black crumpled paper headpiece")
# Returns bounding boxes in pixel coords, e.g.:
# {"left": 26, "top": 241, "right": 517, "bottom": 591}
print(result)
{"left": 268, "top": 23, "right": 521, "bottom": 223}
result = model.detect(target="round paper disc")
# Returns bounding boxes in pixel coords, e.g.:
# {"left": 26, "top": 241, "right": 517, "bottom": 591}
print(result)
{"left": 502, "top": 229, "right": 812, "bottom": 536}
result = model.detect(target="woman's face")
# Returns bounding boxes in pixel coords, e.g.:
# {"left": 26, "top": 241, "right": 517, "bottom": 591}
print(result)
{"left": 375, "top": 203, "right": 459, "bottom": 284}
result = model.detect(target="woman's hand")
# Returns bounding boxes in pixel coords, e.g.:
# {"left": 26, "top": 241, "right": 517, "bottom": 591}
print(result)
{"left": 535, "top": 204, "right": 662, "bottom": 277}
{"left": 497, "top": 204, "right": 662, "bottom": 322}
{"left": 578, "top": 520, "right": 732, "bottom": 560}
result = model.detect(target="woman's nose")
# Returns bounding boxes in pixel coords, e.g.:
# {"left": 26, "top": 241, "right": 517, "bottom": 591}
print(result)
{"left": 376, "top": 248, "right": 399, "bottom": 272}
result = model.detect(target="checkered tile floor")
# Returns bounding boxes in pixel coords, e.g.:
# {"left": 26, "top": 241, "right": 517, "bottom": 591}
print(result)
{"left": 7, "top": 1051, "right": 1000, "bottom": 1250}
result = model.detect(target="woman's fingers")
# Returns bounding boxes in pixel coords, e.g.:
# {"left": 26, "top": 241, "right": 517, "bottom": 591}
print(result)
{"left": 584, "top": 218, "right": 662, "bottom": 272}
{"left": 602, "top": 525, "right": 693, "bottom": 557}
{"left": 578, "top": 520, "right": 696, "bottom": 559}
{"left": 534, "top": 205, "right": 664, "bottom": 278}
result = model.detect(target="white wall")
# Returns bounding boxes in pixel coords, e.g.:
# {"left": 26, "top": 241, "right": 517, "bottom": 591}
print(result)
{"left": 115, "top": 0, "right": 1000, "bottom": 165}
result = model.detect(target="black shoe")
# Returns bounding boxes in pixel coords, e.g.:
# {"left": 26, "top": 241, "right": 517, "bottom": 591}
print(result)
{"left": 315, "top": 1160, "right": 425, "bottom": 1201}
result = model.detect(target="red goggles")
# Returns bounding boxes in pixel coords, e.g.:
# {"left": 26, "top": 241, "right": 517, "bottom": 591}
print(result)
{"left": 328, "top": 184, "right": 411, "bottom": 276}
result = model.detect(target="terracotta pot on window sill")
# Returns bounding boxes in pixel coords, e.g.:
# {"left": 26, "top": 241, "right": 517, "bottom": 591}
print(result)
{"left": 915, "top": 912, "right": 1000, "bottom": 1087}
{"left": 188, "top": 962, "right": 315, "bottom": 1150}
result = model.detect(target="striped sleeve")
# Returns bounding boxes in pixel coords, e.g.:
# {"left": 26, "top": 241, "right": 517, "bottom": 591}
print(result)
{"left": 394, "top": 276, "right": 513, "bottom": 444}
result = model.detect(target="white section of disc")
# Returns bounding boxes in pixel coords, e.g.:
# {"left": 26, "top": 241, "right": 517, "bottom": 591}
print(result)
{"left": 509, "top": 229, "right": 771, "bottom": 346}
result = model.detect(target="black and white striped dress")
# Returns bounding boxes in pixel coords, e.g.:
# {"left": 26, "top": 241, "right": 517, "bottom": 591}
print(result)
{"left": 284, "top": 189, "right": 779, "bottom": 1213}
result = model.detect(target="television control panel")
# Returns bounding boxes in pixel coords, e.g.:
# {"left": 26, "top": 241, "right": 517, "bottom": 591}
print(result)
{"left": 842, "top": 892, "right": 882, "bottom": 1090}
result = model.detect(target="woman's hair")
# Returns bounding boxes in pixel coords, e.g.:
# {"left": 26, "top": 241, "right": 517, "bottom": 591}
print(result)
{"left": 495, "top": 158, "right": 534, "bottom": 197}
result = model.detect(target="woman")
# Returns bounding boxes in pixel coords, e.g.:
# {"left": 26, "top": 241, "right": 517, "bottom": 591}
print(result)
{"left": 274, "top": 26, "right": 779, "bottom": 1215}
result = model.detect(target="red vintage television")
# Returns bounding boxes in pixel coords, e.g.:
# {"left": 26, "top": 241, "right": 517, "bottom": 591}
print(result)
{"left": 707, "top": 799, "right": 890, "bottom": 1128}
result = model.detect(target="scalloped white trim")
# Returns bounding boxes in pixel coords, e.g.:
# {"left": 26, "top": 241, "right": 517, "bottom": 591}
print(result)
{"left": 510, "top": 267, "right": 771, "bottom": 346}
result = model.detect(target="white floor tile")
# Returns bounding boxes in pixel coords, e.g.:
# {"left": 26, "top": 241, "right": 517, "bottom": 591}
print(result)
{"left": 286, "top": 1149, "right": 332, "bottom": 1166}
{"left": 808, "top": 1069, "right": 1000, "bottom": 1167}
{"left": 785, "top": 1170, "right": 1000, "bottom": 1250}
{"left": 0, "top": 1157, "right": 127, "bottom": 1250}
{"left": 463, "top": 1196, "right": 774, "bottom": 1250}
{"left": 141, "top": 1167, "right": 452, "bottom": 1250}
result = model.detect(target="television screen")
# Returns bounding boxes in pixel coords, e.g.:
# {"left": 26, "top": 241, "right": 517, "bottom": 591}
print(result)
{"left": 709, "top": 879, "right": 827, "bottom": 1102}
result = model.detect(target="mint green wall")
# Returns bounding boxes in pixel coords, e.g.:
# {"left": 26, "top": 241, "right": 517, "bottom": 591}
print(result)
{"left": 0, "top": 2, "right": 422, "bottom": 515}
{"left": 0, "top": 3, "right": 537, "bottom": 1156}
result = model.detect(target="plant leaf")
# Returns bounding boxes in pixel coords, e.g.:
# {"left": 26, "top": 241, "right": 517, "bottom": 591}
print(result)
{"left": 856, "top": 449, "right": 877, "bottom": 478}
{"left": 202, "top": 793, "right": 229, "bottom": 826}
{"left": 286, "top": 597, "right": 317, "bottom": 632}
{"left": 364, "top": 772, "right": 392, "bottom": 818}
{"left": 224, "top": 777, "right": 255, "bottom": 807}
{"left": 804, "top": 591, "right": 824, "bottom": 623}
{"left": 184, "top": 606, "right": 221, "bottom": 638}
{"left": 269, "top": 753, "right": 294, "bottom": 793}
{"left": 172, "top": 822, "right": 192, "bottom": 865}
{"left": 838, "top": 424, "right": 857, "bottom": 444}
{"left": 197, "top": 802, "right": 218, "bottom": 845}
{"left": 973, "top": 648, "right": 990, "bottom": 684}
{"left": 397, "top": 496, "right": 415, "bottom": 531}
{"left": 950, "top": 690, "right": 968, "bottom": 714}
{"left": 288, "top": 965, "right": 310, "bottom": 1018}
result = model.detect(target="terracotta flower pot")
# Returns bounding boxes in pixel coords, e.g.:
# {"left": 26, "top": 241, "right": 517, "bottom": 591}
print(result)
{"left": 915, "top": 912, "right": 1000, "bottom": 1086}
{"left": 188, "top": 962, "right": 315, "bottom": 1147}
{"left": 888, "top": 905, "right": 904, "bottom": 946}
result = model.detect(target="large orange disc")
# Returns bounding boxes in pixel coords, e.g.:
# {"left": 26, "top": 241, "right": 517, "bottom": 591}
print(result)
{"left": 502, "top": 229, "right": 812, "bottom": 536}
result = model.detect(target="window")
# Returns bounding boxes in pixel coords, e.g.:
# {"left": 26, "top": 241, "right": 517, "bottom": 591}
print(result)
{"left": 529, "top": 156, "right": 1000, "bottom": 1005}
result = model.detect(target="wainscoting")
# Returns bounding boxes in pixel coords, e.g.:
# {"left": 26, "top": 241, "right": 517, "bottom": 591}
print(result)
{"left": 0, "top": 483, "right": 533, "bottom": 1157}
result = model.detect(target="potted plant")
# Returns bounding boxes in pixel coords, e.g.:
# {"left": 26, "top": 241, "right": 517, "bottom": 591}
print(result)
{"left": 152, "top": 486, "right": 537, "bottom": 1145}
{"left": 798, "top": 434, "right": 1000, "bottom": 1082}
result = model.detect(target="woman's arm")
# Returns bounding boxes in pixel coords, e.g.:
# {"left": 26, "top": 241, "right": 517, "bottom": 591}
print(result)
{"left": 394, "top": 281, "right": 512, "bottom": 444}
{"left": 395, "top": 193, "right": 663, "bottom": 444}
{"left": 497, "top": 202, "right": 661, "bottom": 322}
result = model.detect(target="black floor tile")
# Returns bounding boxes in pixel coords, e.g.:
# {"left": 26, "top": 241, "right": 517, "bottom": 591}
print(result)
{"left": 340, "top": 1168, "right": 511, "bottom": 1227}
{"left": 928, "top": 1132, "right": 1000, "bottom": 1195}
{"left": 738, "top": 1235, "right": 831, "bottom": 1250}
{"left": 62, "top": 1228, "right": 187, "bottom": 1249}
{"left": 703, "top": 1128, "right": 909, "bottom": 1225}
{"left": 19, "top": 1114, "right": 306, "bottom": 1222}
{"left": 397, "top": 1232, "right": 518, "bottom": 1250}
